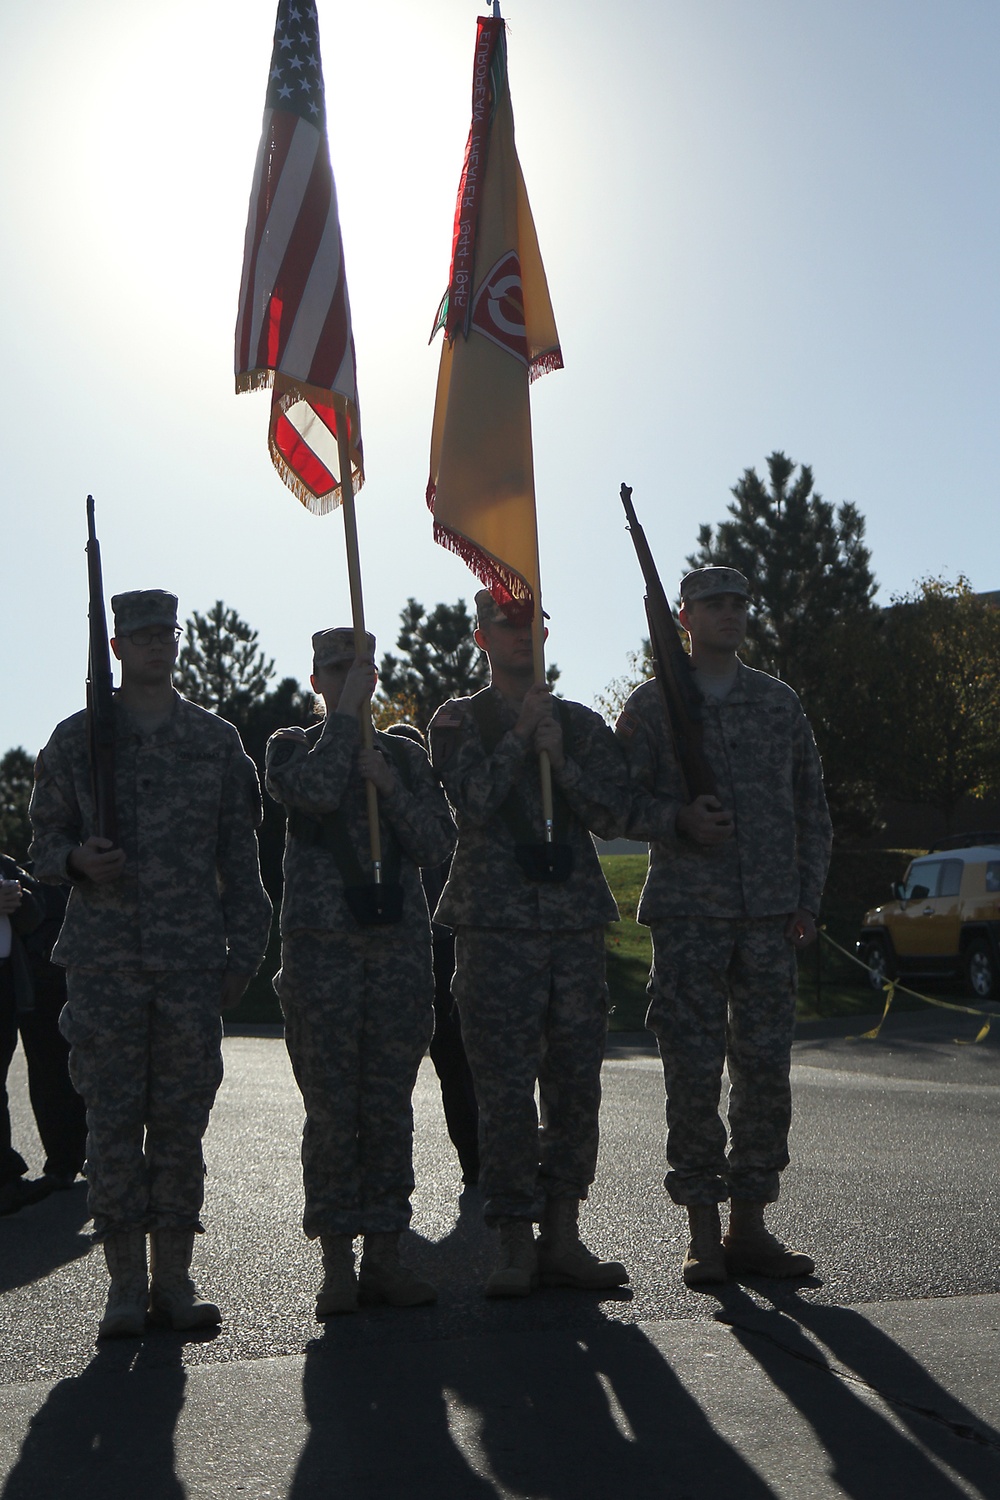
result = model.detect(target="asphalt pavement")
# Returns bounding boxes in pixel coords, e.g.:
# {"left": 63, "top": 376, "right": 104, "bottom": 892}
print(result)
{"left": 1, "top": 1006, "right": 999, "bottom": 1499}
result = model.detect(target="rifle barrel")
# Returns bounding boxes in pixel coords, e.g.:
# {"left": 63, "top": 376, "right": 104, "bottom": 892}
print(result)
{"left": 618, "top": 482, "right": 717, "bottom": 801}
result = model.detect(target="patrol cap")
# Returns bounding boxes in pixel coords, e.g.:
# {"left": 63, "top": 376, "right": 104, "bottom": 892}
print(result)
{"left": 474, "top": 588, "right": 548, "bottom": 629}
{"left": 474, "top": 589, "right": 508, "bottom": 628}
{"left": 111, "top": 590, "right": 179, "bottom": 634}
{"left": 679, "top": 567, "right": 750, "bottom": 603}
{"left": 311, "top": 627, "right": 376, "bottom": 667}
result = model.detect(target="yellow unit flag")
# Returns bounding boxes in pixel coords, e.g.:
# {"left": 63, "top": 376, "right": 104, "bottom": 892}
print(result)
{"left": 427, "top": 15, "right": 562, "bottom": 624}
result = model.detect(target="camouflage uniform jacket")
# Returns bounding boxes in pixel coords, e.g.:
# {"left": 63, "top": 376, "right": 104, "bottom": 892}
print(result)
{"left": 428, "top": 688, "right": 625, "bottom": 930}
{"left": 28, "top": 693, "right": 272, "bottom": 973}
{"left": 265, "top": 715, "right": 456, "bottom": 937}
{"left": 616, "top": 669, "right": 832, "bottom": 922}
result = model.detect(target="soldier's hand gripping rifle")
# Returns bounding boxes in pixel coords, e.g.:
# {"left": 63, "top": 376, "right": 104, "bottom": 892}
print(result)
{"left": 619, "top": 483, "right": 717, "bottom": 800}
{"left": 86, "top": 495, "right": 118, "bottom": 845}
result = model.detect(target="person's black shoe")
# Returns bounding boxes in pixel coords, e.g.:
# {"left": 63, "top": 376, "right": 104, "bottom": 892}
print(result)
{"left": 42, "top": 1171, "right": 81, "bottom": 1191}
{"left": 0, "top": 1177, "right": 53, "bottom": 1216}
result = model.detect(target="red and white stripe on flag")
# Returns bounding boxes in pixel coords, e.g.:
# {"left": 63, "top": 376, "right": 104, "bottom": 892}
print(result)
{"left": 235, "top": 1, "right": 362, "bottom": 514}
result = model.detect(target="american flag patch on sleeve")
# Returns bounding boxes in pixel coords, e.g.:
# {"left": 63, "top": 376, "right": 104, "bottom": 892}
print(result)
{"left": 615, "top": 710, "right": 639, "bottom": 742}
{"left": 432, "top": 705, "right": 466, "bottom": 731}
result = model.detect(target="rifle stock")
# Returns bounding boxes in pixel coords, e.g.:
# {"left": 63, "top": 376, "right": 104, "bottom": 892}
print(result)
{"left": 86, "top": 495, "right": 118, "bottom": 844}
{"left": 619, "top": 483, "right": 717, "bottom": 800}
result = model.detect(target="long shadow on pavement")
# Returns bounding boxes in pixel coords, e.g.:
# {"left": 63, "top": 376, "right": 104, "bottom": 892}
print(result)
{"left": 0, "top": 1340, "right": 187, "bottom": 1500}
{"left": 290, "top": 1313, "right": 779, "bottom": 1500}
{"left": 713, "top": 1283, "right": 1000, "bottom": 1498}
{"left": 763, "top": 1288, "right": 1000, "bottom": 1492}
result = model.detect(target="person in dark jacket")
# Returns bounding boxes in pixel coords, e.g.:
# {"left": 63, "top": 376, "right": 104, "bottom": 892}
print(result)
{"left": 0, "top": 852, "right": 49, "bottom": 1215}
{"left": 17, "top": 881, "right": 87, "bottom": 1190}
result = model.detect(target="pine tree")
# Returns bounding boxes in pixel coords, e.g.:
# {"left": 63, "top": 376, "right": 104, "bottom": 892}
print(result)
{"left": 174, "top": 603, "right": 317, "bottom": 898}
{"left": 377, "top": 598, "right": 560, "bottom": 730}
{"left": 378, "top": 599, "right": 489, "bottom": 730}
{"left": 687, "top": 451, "right": 877, "bottom": 700}
{"left": 175, "top": 601, "right": 276, "bottom": 720}
{"left": 687, "top": 452, "right": 882, "bottom": 838}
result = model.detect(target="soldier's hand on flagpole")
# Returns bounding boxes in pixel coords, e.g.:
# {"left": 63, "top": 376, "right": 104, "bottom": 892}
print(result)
{"left": 358, "top": 746, "right": 396, "bottom": 795}
{"left": 514, "top": 683, "right": 554, "bottom": 744}
{"left": 67, "top": 836, "right": 127, "bottom": 884}
{"left": 334, "top": 658, "right": 378, "bottom": 718}
{"left": 676, "top": 795, "right": 735, "bottom": 846}
{"left": 533, "top": 713, "right": 565, "bottom": 770}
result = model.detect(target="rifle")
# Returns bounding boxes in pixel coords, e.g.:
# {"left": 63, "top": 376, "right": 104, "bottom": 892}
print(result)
{"left": 85, "top": 495, "right": 118, "bottom": 844}
{"left": 619, "top": 483, "right": 717, "bottom": 800}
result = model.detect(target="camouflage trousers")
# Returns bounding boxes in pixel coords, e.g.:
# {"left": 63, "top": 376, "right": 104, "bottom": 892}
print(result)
{"left": 646, "top": 917, "right": 797, "bottom": 1205}
{"left": 277, "top": 928, "right": 434, "bottom": 1238}
{"left": 61, "top": 968, "right": 225, "bottom": 1239}
{"left": 453, "top": 926, "right": 608, "bottom": 1224}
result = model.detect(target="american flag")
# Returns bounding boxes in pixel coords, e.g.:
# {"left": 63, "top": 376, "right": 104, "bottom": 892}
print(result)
{"left": 235, "top": 0, "right": 362, "bottom": 513}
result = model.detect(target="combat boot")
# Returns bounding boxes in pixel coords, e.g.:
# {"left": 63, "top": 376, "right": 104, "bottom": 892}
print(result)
{"left": 99, "top": 1230, "right": 149, "bottom": 1339}
{"left": 682, "top": 1203, "right": 727, "bottom": 1287}
{"left": 316, "top": 1234, "right": 358, "bottom": 1317}
{"left": 485, "top": 1217, "right": 538, "bottom": 1298}
{"left": 148, "top": 1229, "right": 222, "bottom": 1330}
{"left": 358, "top": 1232, "right": 437, "bottom": 1308}
{"left": 724, "top": 1201, "right": 815, "bottom": 1278}
{"left": 538, "top": 1197, "right": 629, "bottom": 1289}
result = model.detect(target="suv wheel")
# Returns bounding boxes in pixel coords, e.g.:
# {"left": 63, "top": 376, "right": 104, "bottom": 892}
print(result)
{"left": 964, "top": 941, "right": 998, "bottom": 1001}
{"left": 862, "top": 939, "right": 893, "bottom": 992}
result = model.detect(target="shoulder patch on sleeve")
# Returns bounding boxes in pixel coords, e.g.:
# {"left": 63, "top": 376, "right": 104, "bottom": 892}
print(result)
{"left": 432, "top": 704, "right": 466, "bottom": 732}
{"left": 614, "top": 710, "right": 639, "bottom": 742}
{"left": 267, "top": 738, "right": 301, "bottom": 768}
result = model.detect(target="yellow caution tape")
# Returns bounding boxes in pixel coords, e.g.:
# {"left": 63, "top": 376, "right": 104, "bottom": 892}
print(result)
{"left": 818, "top": 928, "right": 993, "bottom": 1045}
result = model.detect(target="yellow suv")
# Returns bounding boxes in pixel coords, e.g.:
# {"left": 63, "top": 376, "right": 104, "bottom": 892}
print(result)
{"left": 857, "top": 840, "right": 1000, "bottom": 1001}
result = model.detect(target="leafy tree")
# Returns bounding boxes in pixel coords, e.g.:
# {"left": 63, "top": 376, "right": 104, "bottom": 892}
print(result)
{"left": 687, "top": 451, "right": 877, "bottom": 702}
{"left": 873, "top": 578, "right": 1000, "bottom": 829}
{"left": 378, "top": 597, "right": 560, "bottom": 730}
{"left": 372, "top": 686, "right": 421, "bottom": 732}
{"left": 175, "top": 601, "right": 276, "bottom": 720}
{"left": 805, "top": 613, "right": 894, "bottom": 842}
{"left": 594, "top": 639, "right": 654, "bottom": 724}
{"left": 0, "top": 748, "right": 34, "bottom": 863}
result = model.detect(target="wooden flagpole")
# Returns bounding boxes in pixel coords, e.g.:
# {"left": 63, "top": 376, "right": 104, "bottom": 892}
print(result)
{"left": 336, "top": 417, "right": 383, "bottom": 884}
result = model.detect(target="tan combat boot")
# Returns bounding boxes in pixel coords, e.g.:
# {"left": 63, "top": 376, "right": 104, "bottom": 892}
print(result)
{"left": 99, "top": 1230, "right": 149, "bottom": 1339}
{"left": 724, "top": 1201, "right": 815, "bottom": 1278}
{"left": 316, "top": 1234, "right": 358, "bottom": 1317}
{"left": 682, "top": 1203, "right": 727, "bottom": 1287}
{"left": 538, "top": 1197, "right": 629, "bottom": 1289}
{"left": 358, "top": 1232, "right": 437, "bottom": 1308}
{"left": 485, "top": 1217, "right": 538, "bottom": 1298}
{"left": 148, "top": 1228, "right": 222, "bottom": 1330}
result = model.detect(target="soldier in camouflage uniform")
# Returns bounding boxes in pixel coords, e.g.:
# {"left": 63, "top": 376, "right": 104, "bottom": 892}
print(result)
{"left": 266, "top": 629, "right": 456, "bottom": 1316}
{"left": 428, "top": 592, "right": 630, "bottom": 1298}
{"left": 28, "top": 590, "right": 272, "bottom": 1337}
{"left": 616, "top": 567, "right": 832, "bottom": 1286}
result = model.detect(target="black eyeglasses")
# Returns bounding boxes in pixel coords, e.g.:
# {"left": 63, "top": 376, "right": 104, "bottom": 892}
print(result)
{"left": 123, "top": 627, "right": 182, "bottom": 647}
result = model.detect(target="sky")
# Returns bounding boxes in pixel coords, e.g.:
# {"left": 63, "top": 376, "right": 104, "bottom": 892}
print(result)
{"left": 2, "top": 0, "right": 997, "bottom": 756}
